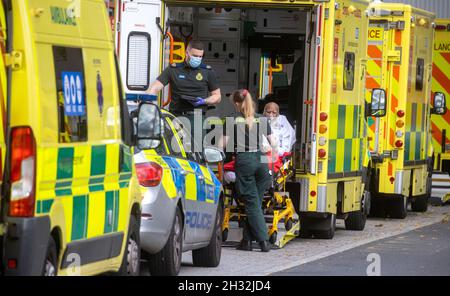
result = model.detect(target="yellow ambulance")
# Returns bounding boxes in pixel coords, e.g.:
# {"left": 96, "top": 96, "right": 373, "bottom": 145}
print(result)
{"left": 115, "top": 0, "right": 372, "bottom": 239}
{"left": 365, "top": 2, "right": 445, "bottom": 218}
{"left": 430, "top": 19, "right": 450, "bottom": 203}
{"left": 0, "top": 0, "right": 142, "bottom": 276}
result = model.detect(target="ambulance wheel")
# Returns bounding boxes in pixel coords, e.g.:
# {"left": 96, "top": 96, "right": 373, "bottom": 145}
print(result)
{"left": 148, "top": 207, "right": 183, "bottom": 276}
{"left": 42, "top": 236, "right": 57, "bottom": 276}
{"left": 369, "top": 198, "right": 387, "bottom": 218}
{"left": 222, "top": 228, "right": 229, "bottom": 242}
{"left": 313, "top": 214, "right": 336, "bottom": 239}
{"left": 411, "top": 195, "right": 428, "bottom": 212}
{"left": 192, "top": 205, "right": 223, "bottom": 267}
{"left": 118, "top": 215, "right": 140, "bottom": 276}
{"left": 269, "top": 231, "right": 277, "bottom": 244}
{"left": 298, "top": 228, "right": 313, "bottom": 239}
{"left": 345, "top": 209, "right": 367, "bottom": 231}
{"left": 388, "top": 195, "right": 408, "bottom": 219}
{"left": 284, "top": 219, "right": 293, "bottom": 231}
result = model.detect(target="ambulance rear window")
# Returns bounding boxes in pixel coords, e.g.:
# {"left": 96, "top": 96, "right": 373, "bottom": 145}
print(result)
{"left": 53, "top": 46, "right": 88, "bottom": 143}
{"left": 343, "top": 52, "right": 355, "bottom": 91}
{"left": 127, "top": 32, "right": 151, "bottom": 90}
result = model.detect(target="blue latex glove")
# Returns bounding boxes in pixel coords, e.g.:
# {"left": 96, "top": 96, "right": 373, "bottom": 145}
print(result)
{"left": 190, "top": 97, "right": 207, "bottom": 107}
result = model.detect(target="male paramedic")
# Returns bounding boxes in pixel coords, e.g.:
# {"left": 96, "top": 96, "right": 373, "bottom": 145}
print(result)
{"left": 147, "top": 40, "right": 221, "bottom": 149}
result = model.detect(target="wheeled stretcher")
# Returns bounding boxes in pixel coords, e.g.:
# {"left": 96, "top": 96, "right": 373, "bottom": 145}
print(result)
{"left": 221, "top": 152, "right": 296, "bottom": 244}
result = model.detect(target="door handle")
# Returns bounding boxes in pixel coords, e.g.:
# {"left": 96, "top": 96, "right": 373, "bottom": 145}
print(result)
{"left": 198, "top": 175, "right": 205, "bottom": 181}
{"left": 180, "top": 170, "right": 188, "bottom": 176}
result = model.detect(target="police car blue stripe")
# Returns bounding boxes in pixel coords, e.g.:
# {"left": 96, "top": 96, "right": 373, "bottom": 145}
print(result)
{"left": 189, "top": 161, "right": 207, "bottom": 202}
{"left": 162, "top": 156, "right": 186, "bottom": 197}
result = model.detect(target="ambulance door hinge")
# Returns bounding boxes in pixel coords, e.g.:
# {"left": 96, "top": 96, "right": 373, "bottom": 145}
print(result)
{"left": 116, "top": 21, "right": 120, "bottom": 33}
{"left": 387, "top": 50, "right": 401, "bottom": 62}
{"left": 388, "top": 21, "right": 405, "bottom": 30}
{"left": 324, "top": 8, "right": 329, "bottom": 20}
{"left": 5, "top": 51, "right": 23, "bottom": 70}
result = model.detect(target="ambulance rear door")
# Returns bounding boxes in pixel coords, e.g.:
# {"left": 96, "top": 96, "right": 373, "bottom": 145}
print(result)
{"left": 366, "top": 21, "right": 389, "bottom": 157}
{"left": 0, "top": 0, "right": 8, "bottom": 228}
{"left": 115, "top": 0, "right": 163, "bottom": 100}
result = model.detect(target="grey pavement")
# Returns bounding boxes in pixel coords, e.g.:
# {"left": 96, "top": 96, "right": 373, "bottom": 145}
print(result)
{"left": 275, "top": 221, "right": 450, "bottom": 276}
{"left": 141, "top": 204, "right": 448, "bottom": 276}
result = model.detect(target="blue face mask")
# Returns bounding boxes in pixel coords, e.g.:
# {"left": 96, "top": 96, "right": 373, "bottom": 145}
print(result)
{"left": 189, "top": 56, "right": 202, "bottom": 68}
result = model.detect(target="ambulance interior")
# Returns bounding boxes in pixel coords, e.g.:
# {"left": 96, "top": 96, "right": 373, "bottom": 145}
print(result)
{"left": 162, "top": 5, "right": 316, "bottom": 133}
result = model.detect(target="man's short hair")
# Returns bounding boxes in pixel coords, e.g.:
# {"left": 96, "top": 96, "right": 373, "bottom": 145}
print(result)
{"left": 187, "top": 40, "right": 204, "bottom": 51}
{"left": 264, "top": 102, "right": 280, "bottom": 113}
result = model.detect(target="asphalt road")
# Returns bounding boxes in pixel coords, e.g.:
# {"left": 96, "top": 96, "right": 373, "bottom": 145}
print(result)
{"left": 138, "top": 204, "right": 449, "bottom": 276}
{"left": 275, "top": 221, "right": 450, "bottom": 276}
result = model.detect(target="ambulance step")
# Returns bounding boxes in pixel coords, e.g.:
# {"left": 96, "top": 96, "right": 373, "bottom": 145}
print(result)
{"left": 431, "top": 173, "right": 450, "bottom": 203}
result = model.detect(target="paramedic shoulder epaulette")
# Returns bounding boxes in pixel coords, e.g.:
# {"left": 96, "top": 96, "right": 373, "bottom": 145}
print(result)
{"left": 170, "top": 63, "right": 184, "bottom": 68}
{"left": 200, "top": 64, "right": 212, "bottom": 70}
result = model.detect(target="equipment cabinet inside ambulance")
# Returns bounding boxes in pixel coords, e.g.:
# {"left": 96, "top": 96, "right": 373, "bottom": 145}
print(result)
{"left": 115, "top": 0, "right": 371, "bottom": 239}
{"left": 0, "top": 0, "right": 142, "bottom": 276}
{"left": 365, "top": 3, "right": 444, "bottom": 219}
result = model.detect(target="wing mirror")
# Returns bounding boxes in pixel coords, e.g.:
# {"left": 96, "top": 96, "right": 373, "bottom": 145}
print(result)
{"left": 431, "top": 92, "right": 447, "bottom": 115}
{"left": 203, "top": 146, "right": 225, "bottom": 164}
{"left": 367, "top": 88, "right": 387, "bottom": 117}
{"left": 136, "top": 102, "right": 162, "bottom": 150}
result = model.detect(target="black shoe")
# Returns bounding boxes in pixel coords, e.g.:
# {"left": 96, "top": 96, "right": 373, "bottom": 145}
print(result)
{"left": 236, "top": 240, "right": 253, "bottom": 251}
{"left": 259, "top": 241, "right": 271, "bottom": 252}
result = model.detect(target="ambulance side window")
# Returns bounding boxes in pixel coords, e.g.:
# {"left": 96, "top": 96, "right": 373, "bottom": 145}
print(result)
{"left": 343, "top": 52, "right": 355, "bottom": 91}
{"left": 53, "top": 46, "right": 88, "bottom": 143}
{"left": 416, "top": 58, "right": 424, "bottom": 91}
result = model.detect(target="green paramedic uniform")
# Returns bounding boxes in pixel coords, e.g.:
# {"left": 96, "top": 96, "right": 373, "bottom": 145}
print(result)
{"left": 224, "top": 113, "right": 273, "bottom": 242}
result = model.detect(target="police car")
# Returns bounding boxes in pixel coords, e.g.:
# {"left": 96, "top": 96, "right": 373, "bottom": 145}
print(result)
{"left": 133, "top": 101, "right": 224, "bottom": 276}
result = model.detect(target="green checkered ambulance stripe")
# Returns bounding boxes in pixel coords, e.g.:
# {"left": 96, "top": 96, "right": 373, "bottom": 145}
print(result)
{"left": 328, "top": 104, "right": 363, "bottom": 174}
{"left": 404, "top": 103, "right": 427, "bottom": 162}
{"left": 35, "top": 144, "right": 133, "bottom": 239}
{"left": 70, "top": 190, "right": 121, "bottom": 241}
{"left": 53, "top": 145, "right": 132, "bottom": 196}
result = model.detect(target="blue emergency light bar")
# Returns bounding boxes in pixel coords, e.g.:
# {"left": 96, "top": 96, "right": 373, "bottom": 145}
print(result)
{"left": 126, "top": 93, "right": 158, "bottom": 101}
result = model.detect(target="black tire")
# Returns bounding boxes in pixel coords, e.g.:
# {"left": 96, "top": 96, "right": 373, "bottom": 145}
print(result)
{"left": 192, "top": 205, "right": 223, "bottom": 267}
{"left": 298, "top": 228, "right": 313, "bottom": 238}
{"left": 388, "top": 195, "right": 408, "bottom": 219}
{"left": 345, "top": 192, "right": 368, "bottom": 231}
{"left": 313, "top": 214, "right": 336, "bottom": 239}
{"left": 284, "top": 219, "right": 293, "bottom": 231}
{"left": 222, "top": 228, "right": 229, "bottom": 242}
{"left": 117, "top": 215, "right": 140, "bottom": 276}
{"left": 411, "top": 195, "right": 428, "bottom": 212}
{"left": 269, "top": 231, "right": 277, "bottom": 244}
{"left": 369, "top": 197, "right": 387, "bottom": 218}
{"left": 345, "top": 210, "right": 367, "bottom": 231}
{"left": 42, "top": 236, "right": 58, "bottom": 276}
{"left": 148, "top": 207, "right": 183, "bottom": 276}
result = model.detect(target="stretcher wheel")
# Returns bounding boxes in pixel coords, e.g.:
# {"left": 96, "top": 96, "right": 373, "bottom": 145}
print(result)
{"left": 269, "top": 231, "right": 277, "bottom": 244}
{"left": 284, "top": 219, "right": 293, "bottom": 231}
{"left": 222, "top": 228, "right": 229, "bottom": 242}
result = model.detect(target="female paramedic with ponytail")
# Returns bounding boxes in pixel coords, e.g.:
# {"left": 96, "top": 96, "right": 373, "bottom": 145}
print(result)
{"left": 219, "top": 89, "right": 278, "bottom": 252}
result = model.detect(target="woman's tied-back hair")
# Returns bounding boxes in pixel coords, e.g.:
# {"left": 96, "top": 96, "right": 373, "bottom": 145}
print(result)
{"left": 232, "top": 89, "right": 255, "bottom": 128}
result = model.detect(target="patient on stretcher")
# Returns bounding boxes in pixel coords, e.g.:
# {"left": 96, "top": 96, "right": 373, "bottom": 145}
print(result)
{"left": 224, "top": 102, "right": 296, "bottom": 184}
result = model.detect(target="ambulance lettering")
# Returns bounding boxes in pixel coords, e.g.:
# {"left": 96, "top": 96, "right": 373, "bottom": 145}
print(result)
{"left": 434, "top": 43, "right": 450, "bottom": 52}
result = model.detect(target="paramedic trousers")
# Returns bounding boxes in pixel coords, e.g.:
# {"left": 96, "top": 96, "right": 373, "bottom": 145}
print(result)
{"left": 235, "top": 151, "right": 271, "bottom": 242}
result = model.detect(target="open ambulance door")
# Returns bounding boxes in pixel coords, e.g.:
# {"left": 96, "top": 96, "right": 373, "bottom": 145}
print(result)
{"left": 297, "top": 4, "right": 321, "bottom": 175}
{"left": 0, "top": 0, "right": 9, "bottom": 231}
{"left": 115, "top": 0, "right": 163, "bottom": 103}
